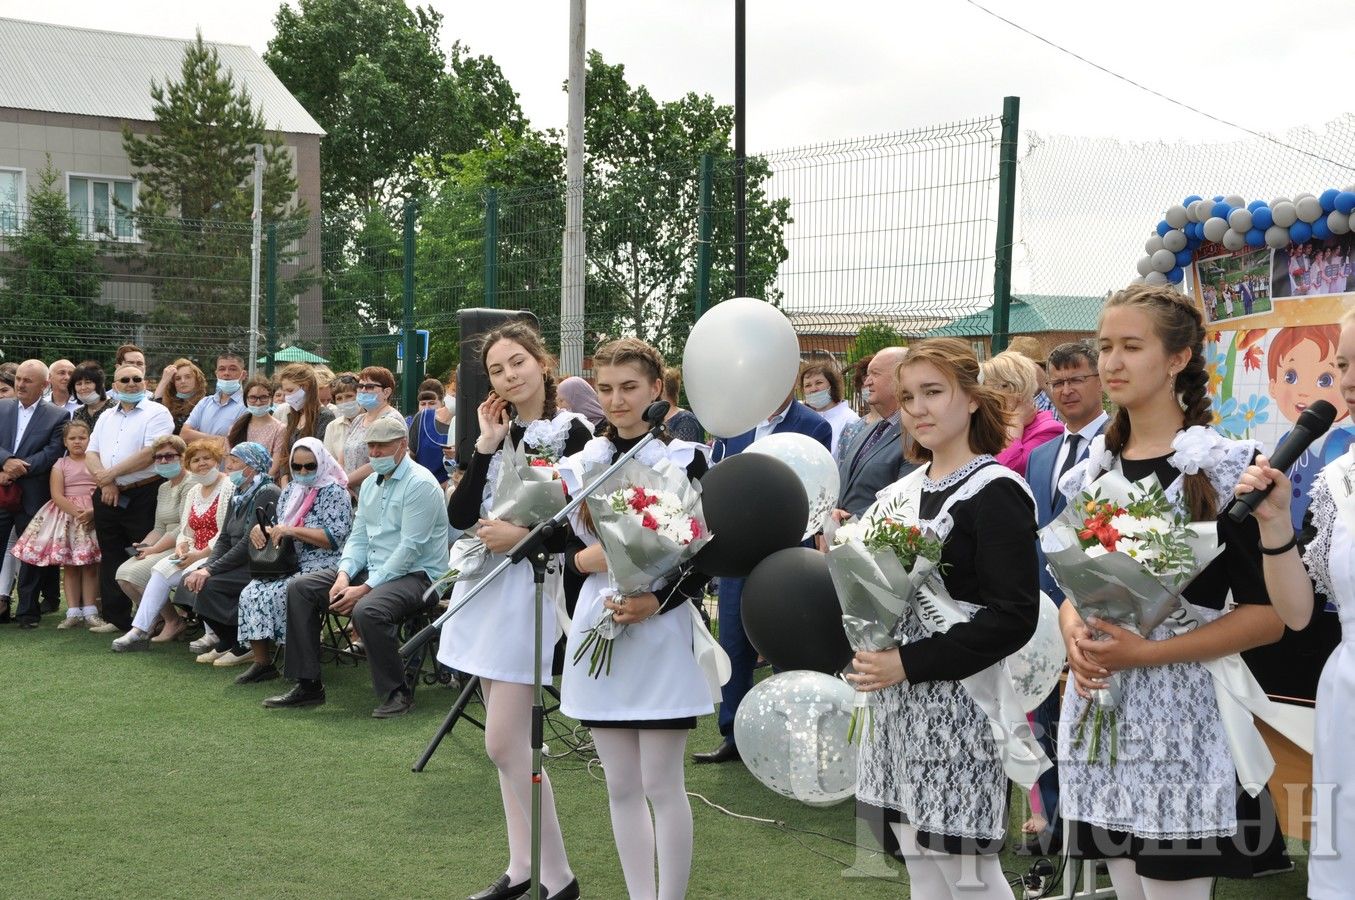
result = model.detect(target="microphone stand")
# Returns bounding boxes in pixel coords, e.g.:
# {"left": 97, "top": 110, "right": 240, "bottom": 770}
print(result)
{"left": 401, "top": 401, "right": 671, "bottom": 900}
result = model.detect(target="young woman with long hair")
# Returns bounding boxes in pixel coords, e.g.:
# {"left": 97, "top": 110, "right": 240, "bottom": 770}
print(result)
{"left": 1057, "top": 283, "right": 1288, "bottom": 899}
{"left": 848, "top": 337, "right": 1038, "bottom": 898}
{"left": 276, "top": 364, "right": 334, "bottom": 483}
{"left": 439, "top": 321, "right": 591, "bottom": 900}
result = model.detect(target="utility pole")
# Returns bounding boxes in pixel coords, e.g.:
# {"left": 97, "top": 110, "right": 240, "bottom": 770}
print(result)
{"left": 248, "top": 144, "right": 264, "bottom": 377}
{"left": 560, "top": 0, "right": 587, "bottom": 375}
{"left": 734, "top": 0, "right": 747, "bottom": 298}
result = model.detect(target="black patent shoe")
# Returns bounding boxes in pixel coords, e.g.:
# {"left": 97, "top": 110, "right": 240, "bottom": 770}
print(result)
{"left": 262, "top": 682, "right": 325, "bottom": 709}
{"left": 467, "top": 874, "right": 529, "bottom": 900}
{"left": 544, "top": 878, "right": 580, "bottom": 900}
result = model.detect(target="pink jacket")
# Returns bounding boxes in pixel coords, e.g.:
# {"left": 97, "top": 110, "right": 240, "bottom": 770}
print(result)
{"left": 996, "top": 410, "right": 1063, "bottom": 478}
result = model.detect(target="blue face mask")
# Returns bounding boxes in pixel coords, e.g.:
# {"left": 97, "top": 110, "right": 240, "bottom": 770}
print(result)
{"left": 356, "top": 392, "right": 381, "bottom": 410}
{"left": 175, "top": 391, "right": 194, "bottom": 400}
{"left": 292, "top": 471, "right": 319, "bottom": 486}
{"left": 216, "top": 379, "right": 241, "bottom": 396}
{"left": 247, "top": 404, "right": 273, "bottom": 417}
{"left": 118, "top": 390, "right": 146, "bottom": 405}
{"left": 227, "top": 470, "right": 247, "bottom": 487}
{"left": 370, "top": 454, "right": 398, "bottom": 476}
{"left": 153, "top": 462, "right": 182, "bottom": 479}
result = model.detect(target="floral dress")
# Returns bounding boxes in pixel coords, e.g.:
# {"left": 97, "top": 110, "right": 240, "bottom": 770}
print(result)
{"left": 12, "top": 457, "right": 100, "bottom": 566}
{"left": 236, "top": 481, "right": 353, "bottom": 644}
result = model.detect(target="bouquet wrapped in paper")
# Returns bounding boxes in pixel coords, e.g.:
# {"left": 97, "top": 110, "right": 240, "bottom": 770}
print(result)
{"left": 1040, "top": 470, "right": 1222, "bottom": 762}
{"left": 444, "top": 437, "right": 571, "bottom": 584}
{"left": 571, "top": 457, "right": 712, "bottom": 677}
{"left": 827, "top": 516, "right": 945, "bottom": 742}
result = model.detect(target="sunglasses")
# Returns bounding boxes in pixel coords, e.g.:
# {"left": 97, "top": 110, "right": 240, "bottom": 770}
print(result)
{"left": 291, "top": 462, "right": 319, "bottom": 472}
{"left": 117, "top": 376, "right": 145, "bottom": 384}
{"left": 152, "top": 453, "right": 180, "bottom": 462}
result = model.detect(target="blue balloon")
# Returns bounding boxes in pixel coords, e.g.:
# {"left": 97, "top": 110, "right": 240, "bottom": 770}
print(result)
{"left": 1175, "top": 248, "right": 1193, "bottom": 267}
{"left": 1320, "top": 189, "right": 1340, "bottom": 213}
{"left": 1290, "top": 221, "right": 1313, "bottom": 243}
{"left": 1187, "top": 235, "right": 1203, "bottom": 250}
{"left": 1253, "top": 206, "right": 1274, "bottom": 230}
{"left": 1247, "top": 200, "right": 1266, "bottom": 213}
{"left": 1183, "top": 194, "right": 1203, "bottom": 206}
{"left": 1157, "top": 219, "right": 1171, "bottom": 237}
{"left": 1184, "top": 222, "right": 1198, "bottom": 240}
{"left": 1245, "top": 227, "right": 1265, "bottom": 246}
{"left": 1167, "top": 266, "right": 1184, "bottom": 284}
{"left": 1211, "top": 201, "right": 1232, "bottom": 219}
{"left": 1312, "top": 217, "right": 1332, "bottom": 241}
{"left": 1336, "top": 191, "right": 1355, "bottom": 214}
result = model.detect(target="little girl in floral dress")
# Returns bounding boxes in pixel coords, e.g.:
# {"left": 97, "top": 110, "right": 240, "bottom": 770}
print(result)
{"left": 12, "top": 419, "right": 104, "bottom": 628}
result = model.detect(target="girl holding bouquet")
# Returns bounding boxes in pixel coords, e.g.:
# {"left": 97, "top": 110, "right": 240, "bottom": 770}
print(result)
{"left": 1234, "top": 306, "right": 1355, "bottom": 900}
{"left": 1058, "top": 283, "right": 1287, "bottom": 898}
{"left": 558, "top": 337, "right": 712, "bottom": 900}
{"left": 441, "top": 321, "right": 590, "bottom": 900}
{"left": 847, "top": 337, "right": 1041, "bottom": 898}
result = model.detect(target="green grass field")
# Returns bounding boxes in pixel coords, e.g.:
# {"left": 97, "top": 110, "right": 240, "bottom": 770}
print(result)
{"left": 0, "top": 623, "right": 1312, "bottom": 898}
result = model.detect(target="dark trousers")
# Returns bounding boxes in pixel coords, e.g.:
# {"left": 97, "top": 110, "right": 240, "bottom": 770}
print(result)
{"left": 92, "top": 483, "right": 159, "bottom": 630}
{"left": 0, "top": 507, "right": 62, "bottom": 623}
{"left": 1031, "top": 683, "right": 1061, "bottom": 835}
{"left": 716, "top": 576, "right": 756, "bottom": 741}
{"left": 284, "top": 568, "right": 432, "bottom": 700}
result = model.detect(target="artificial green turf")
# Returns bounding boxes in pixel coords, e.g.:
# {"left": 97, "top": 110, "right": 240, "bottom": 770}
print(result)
{"left": 0, "top": 623, "right": 1312, "bottom": 898}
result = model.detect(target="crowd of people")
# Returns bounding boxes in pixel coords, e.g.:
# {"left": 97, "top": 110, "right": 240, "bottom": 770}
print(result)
{"left": 2, "top": 282, "right": 1351, "bottom": 899}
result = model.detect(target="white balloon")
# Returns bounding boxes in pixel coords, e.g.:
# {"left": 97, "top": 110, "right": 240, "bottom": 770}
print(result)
{"left": 1265, "top": 225, "right": 1291, "bottom": 249}
{"left": 1227, "top": 208, "right": 1253, "bottom": 233}
{"left": 1165, "top": 205, "right": 1188, "bottom": 229}
{"left": 1162, "top": 230, "right": 1187, "bottom": 253}
{"left": 1202, "top": 217, "right": 1229, "bottom": 243}
{"left": 1294, "top": 192, "right": 1316, "bottom": 201}
{"left": 1188, "top": 200, "right": 1209, "bottom": 222}
{"left": 1005, "top": 594, "right": 1066, "bottom": 713}
{"left": 1272, "top": 201, "right": 1298, "bottom": 227}
{"left": 1224, "top": 194, "right": 1246, "bottom": 208}
{"left": 1145, "top": 271, "right": 1169, "bottom": 286}
{"left": 1151, "top": 248, "right": 1176, "bottom": 272}
{"left": 1328, "top": 211, "right": 1352, "bottom": 235}
{"left": 1144, "top": 234, "right": 1165, "bottom": 255}
{"left": 683, "top": 298, "right": 801, "bottom": 439}
{"left": 1296, "top": 196, "right": 1324, "bottom": 224}
{"left": 1221, "top": 229, "right": 1246, "bottom": 251}
{"left": 1344, "top": 185, "right": 1355, "bottom": 194}
{"left": 1130, "top": 274, "right": 1146, "bottom": 284}
{"left": 1270, "top": 196, "right": 1291, "bottom": 208}
{"left": 734, "top": 671, "right": 858, "bottom": 807}
{"left": 746, "top": 433, "right": 841, "bottom": 540}
{"left": 1135, "top": 254, "right": 1154, "bottom": 276}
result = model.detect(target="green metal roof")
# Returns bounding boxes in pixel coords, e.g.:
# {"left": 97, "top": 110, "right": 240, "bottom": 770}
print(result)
{"left": 922, "top": 294, "right": 1103, "bottom": 338}
{"left": 257, "top": 346, "right": 329, "bottom": 365}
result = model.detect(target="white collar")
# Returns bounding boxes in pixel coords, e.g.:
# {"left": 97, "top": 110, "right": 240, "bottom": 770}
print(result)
{"left": 1068, "top": 411, "right": 1108, "bottom": 442}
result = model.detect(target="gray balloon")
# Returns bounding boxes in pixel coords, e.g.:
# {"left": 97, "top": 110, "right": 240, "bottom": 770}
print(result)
{"left": 1202, "top": 217, "right": 1229, "bottom": 243}
{"left": 1225, "top": 194, "right": 1246, "bottom": 208}
{"left": 1272, "top": 201, "right": 1298, "bottom": 227}
{"left": 1270, "top": 196, "right": 1291, "bottom": 208}
{"left": 733, "top": 670, "right": 858, "bottom": 807}
{"left": 1165, "top": 205, "right": 1189, "bottom": 229}
{"left": 1145, "top": 271, "right": 1169, "bottom": 286}
{"left": 1145, "top": 234, "right": 1165, "bottom": 255}
{"left": 1265, "top": 225, "right": 1292, "bottom": 249}
{"left": 1151, "top": 248, "right": 1176, "bottom": 272}
{"left": 1162, "top": 230, "right": 1187, "bottom": 253}
{"left": 1328, "top": 211, "right": 1352, "bottom": 236}
{"left": 1189, "top": 200, "right": 1210, "bottom": 222}
{"left": 1228, "top": 208, "right": 1253, "bottom": 233}
{"left": 1136, "top": 255, "right": 1155, "bottom": 276}
{"left": 1221, "top": 230, "right": 1246, "bottom": 251}
{"left": 1296, "top": 196, "right": 1324, "bottom": 224}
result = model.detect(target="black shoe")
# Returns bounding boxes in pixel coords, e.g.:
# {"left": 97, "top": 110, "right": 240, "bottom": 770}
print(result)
{"left": 40, "top": 599, "right": 58, "bottom": 615}
{"left": 371, "top": 689, "right": 414, "bottom": 719}
{"left": 467, "top": 874, "right": 530, "bottom": 900}
{"left": 234, "top": 662, "right": 280, "bottom": 685}
{"left": 692, "top": 741, "right": 740, "bottom": 764}
{"left": 262, "top": 683, "right": 325, "bottom": 709}
{"left": 17, "top": 620, "right": 39, "bottom": 630}
{"left": 544, "top": 878, "right": 579, "bottom": 900}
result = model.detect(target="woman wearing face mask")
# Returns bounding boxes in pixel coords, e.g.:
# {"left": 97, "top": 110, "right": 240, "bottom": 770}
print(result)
{"left": 71, "top": 362, "right": 112, "bottom": 431}
{"left": 837, "top": 354, "right": 880, "bottom": 463}
{"left": 799, "top": 359, "right": 859, "bottom": 457}
{"left": 408, "top": 376, "right": 456, "bottom": 485}
{"left": 178, "top": 442, "right": 281, "bottom": 668}
{"left": 321, "top": 373, "right": 360, "bottom": 463}
{"left": 236, "top": 438, "right": 353, "bottom": 684}
{"left": 276, "top": 364, "right": 334, "bottom": 483}
{"left": 227, "top": 376, "right": 286, "bottom": 467}
{"left": 344, "top": 366, "right": 406, "bottom": 491}
{"left": 111, "top": 439, "right": 234, "bottom": 651}
{"left": 157, "top": 358, "right": 207, "bottom": 435}
{"left": 442, "top": 322, "right": 591, "bottom": 900}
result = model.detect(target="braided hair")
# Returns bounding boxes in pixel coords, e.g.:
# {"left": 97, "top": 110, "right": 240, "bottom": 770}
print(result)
{"left": 477, "top": 321, "right": 558, "bottom": 422}
{"left": 1101, "top": 283, "right": 1217, "bottom": 521}
{"left": 591, "top": 337, "right": 668, "bottom": 443}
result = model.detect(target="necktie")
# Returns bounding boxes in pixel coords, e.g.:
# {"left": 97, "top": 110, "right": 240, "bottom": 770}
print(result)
{"left": 1052, "top": 433, "right": 1082, "bottom": 510}
{"left": 850, "top": 419, "right": 891, "bottom": 477}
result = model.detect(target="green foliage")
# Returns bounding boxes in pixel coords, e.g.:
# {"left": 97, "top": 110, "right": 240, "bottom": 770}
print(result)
{"left": 0, "top": 160, "right": 119, "bottom": 361}
{"left": 846, "top": 323, "right": 907, "bottom": 366}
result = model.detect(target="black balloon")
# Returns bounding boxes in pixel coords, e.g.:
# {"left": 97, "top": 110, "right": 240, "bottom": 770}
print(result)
{"left": 695, "top": 453, "right": 808, "bottom": 577}
{"left": 741, "top": 547, "right": 852, "bottom": 675}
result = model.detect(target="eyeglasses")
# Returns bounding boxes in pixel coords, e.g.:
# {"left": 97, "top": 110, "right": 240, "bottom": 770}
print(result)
{"left": 291, "top": 462, "right": 319, "bottom": 472}
{"left": 152, "top": 453, "right": 180, "bottom": 462}
{"left": 116, "top": 376, "right": 145, "bottom": 384}
{"left": 357, "top": 383, "right": 383, "bottom": 391}
{"left": 1049, "top": 373, "right": 1099, "bottom": 391}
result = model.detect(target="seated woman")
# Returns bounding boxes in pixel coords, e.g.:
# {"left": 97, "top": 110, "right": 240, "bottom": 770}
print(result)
{"left": 108, "top": 435, "right": 192, "bottom": 637}
{"left": 176, "top": 442, "right": 280, "bottom": 669}
{"left": 981, "top": 350, "right": 1063, "bottom": 478}
{"left": 234, "top": 439, "right": 352, "bottom": 685}
{"left": 111, "top": 439, "right": 234, "bottom": 651}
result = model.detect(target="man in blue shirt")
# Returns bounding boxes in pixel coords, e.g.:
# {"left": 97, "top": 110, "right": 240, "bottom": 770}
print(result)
{"left": 180, "top": 352, "right": 246, "bottom": 447}
{"left": 265, "top": 417, "right": 449, "bottom": 717}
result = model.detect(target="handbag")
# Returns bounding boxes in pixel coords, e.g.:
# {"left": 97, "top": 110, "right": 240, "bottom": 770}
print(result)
{"left": 0, "top": 481, "right": 20, "bottom": 513}
{"left": 248, "top": 504, "right": 298, "bottom": 580}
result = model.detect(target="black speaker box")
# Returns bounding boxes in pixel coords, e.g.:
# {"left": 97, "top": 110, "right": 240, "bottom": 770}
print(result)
{"left": 455, "top": 308, "right": 540, "bottom": 466}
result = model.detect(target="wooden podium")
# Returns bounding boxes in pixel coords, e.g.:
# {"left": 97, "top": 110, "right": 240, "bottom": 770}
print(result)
{"left": 1257, "top": 702, "right": 1316, "bottom": 841}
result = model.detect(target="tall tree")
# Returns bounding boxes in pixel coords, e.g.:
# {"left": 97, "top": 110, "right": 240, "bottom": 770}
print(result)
{"left": 123, "top": 33, "right": 310, "bottom": 354}
{"left": 0, "top": 159, "right": 119, "bottom": 361}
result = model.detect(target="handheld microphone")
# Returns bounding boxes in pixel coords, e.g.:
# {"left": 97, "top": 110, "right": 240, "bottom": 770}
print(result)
{"left": 644, "top": 400, "right": 671, "bottom": 425}
{"left": 1225, "top": 399, "right": 1337, "bottom": 523}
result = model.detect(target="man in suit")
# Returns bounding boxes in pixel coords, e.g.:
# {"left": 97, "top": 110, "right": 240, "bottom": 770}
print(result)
{"left": 1021, "top": 339, "right": 1108, "bottom": 855}
{"left": 692, "top": 392, "right": 832, "bottom": 763}
{"left": 0, "top": 360, "right": 69, "bottom": 627}
{"left": 832, "top": 346, "right": 914, "bottom": 521}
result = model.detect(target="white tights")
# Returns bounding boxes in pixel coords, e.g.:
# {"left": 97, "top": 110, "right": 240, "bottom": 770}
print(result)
{"left": 591, "top": 728, "right": 692, "bottom": 900}
{"left": 891, "top": 823, "right": 1011, "bottom": 899}
{"left": 1105, "top": 858, "right": 1213, "bottom": 900}
{"left": 482, "top": 678, "right": 573, "bottom": 892}
{"left": 130, "top": 567, "right": 187, "bottom": 633}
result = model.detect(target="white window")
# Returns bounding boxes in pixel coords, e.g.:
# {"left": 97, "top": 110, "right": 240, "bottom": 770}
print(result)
{"left": 0, "top": 168, "right": 22, "bottom": 234}
{"left": 68, "top": 174, "right": 135, "bottom": 240}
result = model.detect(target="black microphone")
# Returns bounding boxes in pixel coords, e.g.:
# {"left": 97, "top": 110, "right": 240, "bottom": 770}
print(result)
{"left": 644, "top": 400, "right": 671, "bottom": 425}
{"left": 1226, "top": 399, "right": 1337, "bottom": 523}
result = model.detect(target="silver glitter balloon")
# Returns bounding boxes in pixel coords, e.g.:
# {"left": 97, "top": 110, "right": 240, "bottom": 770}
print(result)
{"left": 746, "top": 432, "right": 841, "bottom": 540}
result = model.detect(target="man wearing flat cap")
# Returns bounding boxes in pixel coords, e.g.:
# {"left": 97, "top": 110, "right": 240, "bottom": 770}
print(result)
{"left": 265, "top": 415, "right": 449, "bottom": 717}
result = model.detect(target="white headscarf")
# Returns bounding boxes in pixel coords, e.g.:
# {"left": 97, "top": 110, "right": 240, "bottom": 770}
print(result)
{"left": 279, "top": 436, "right": 347, "bottom": 527}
